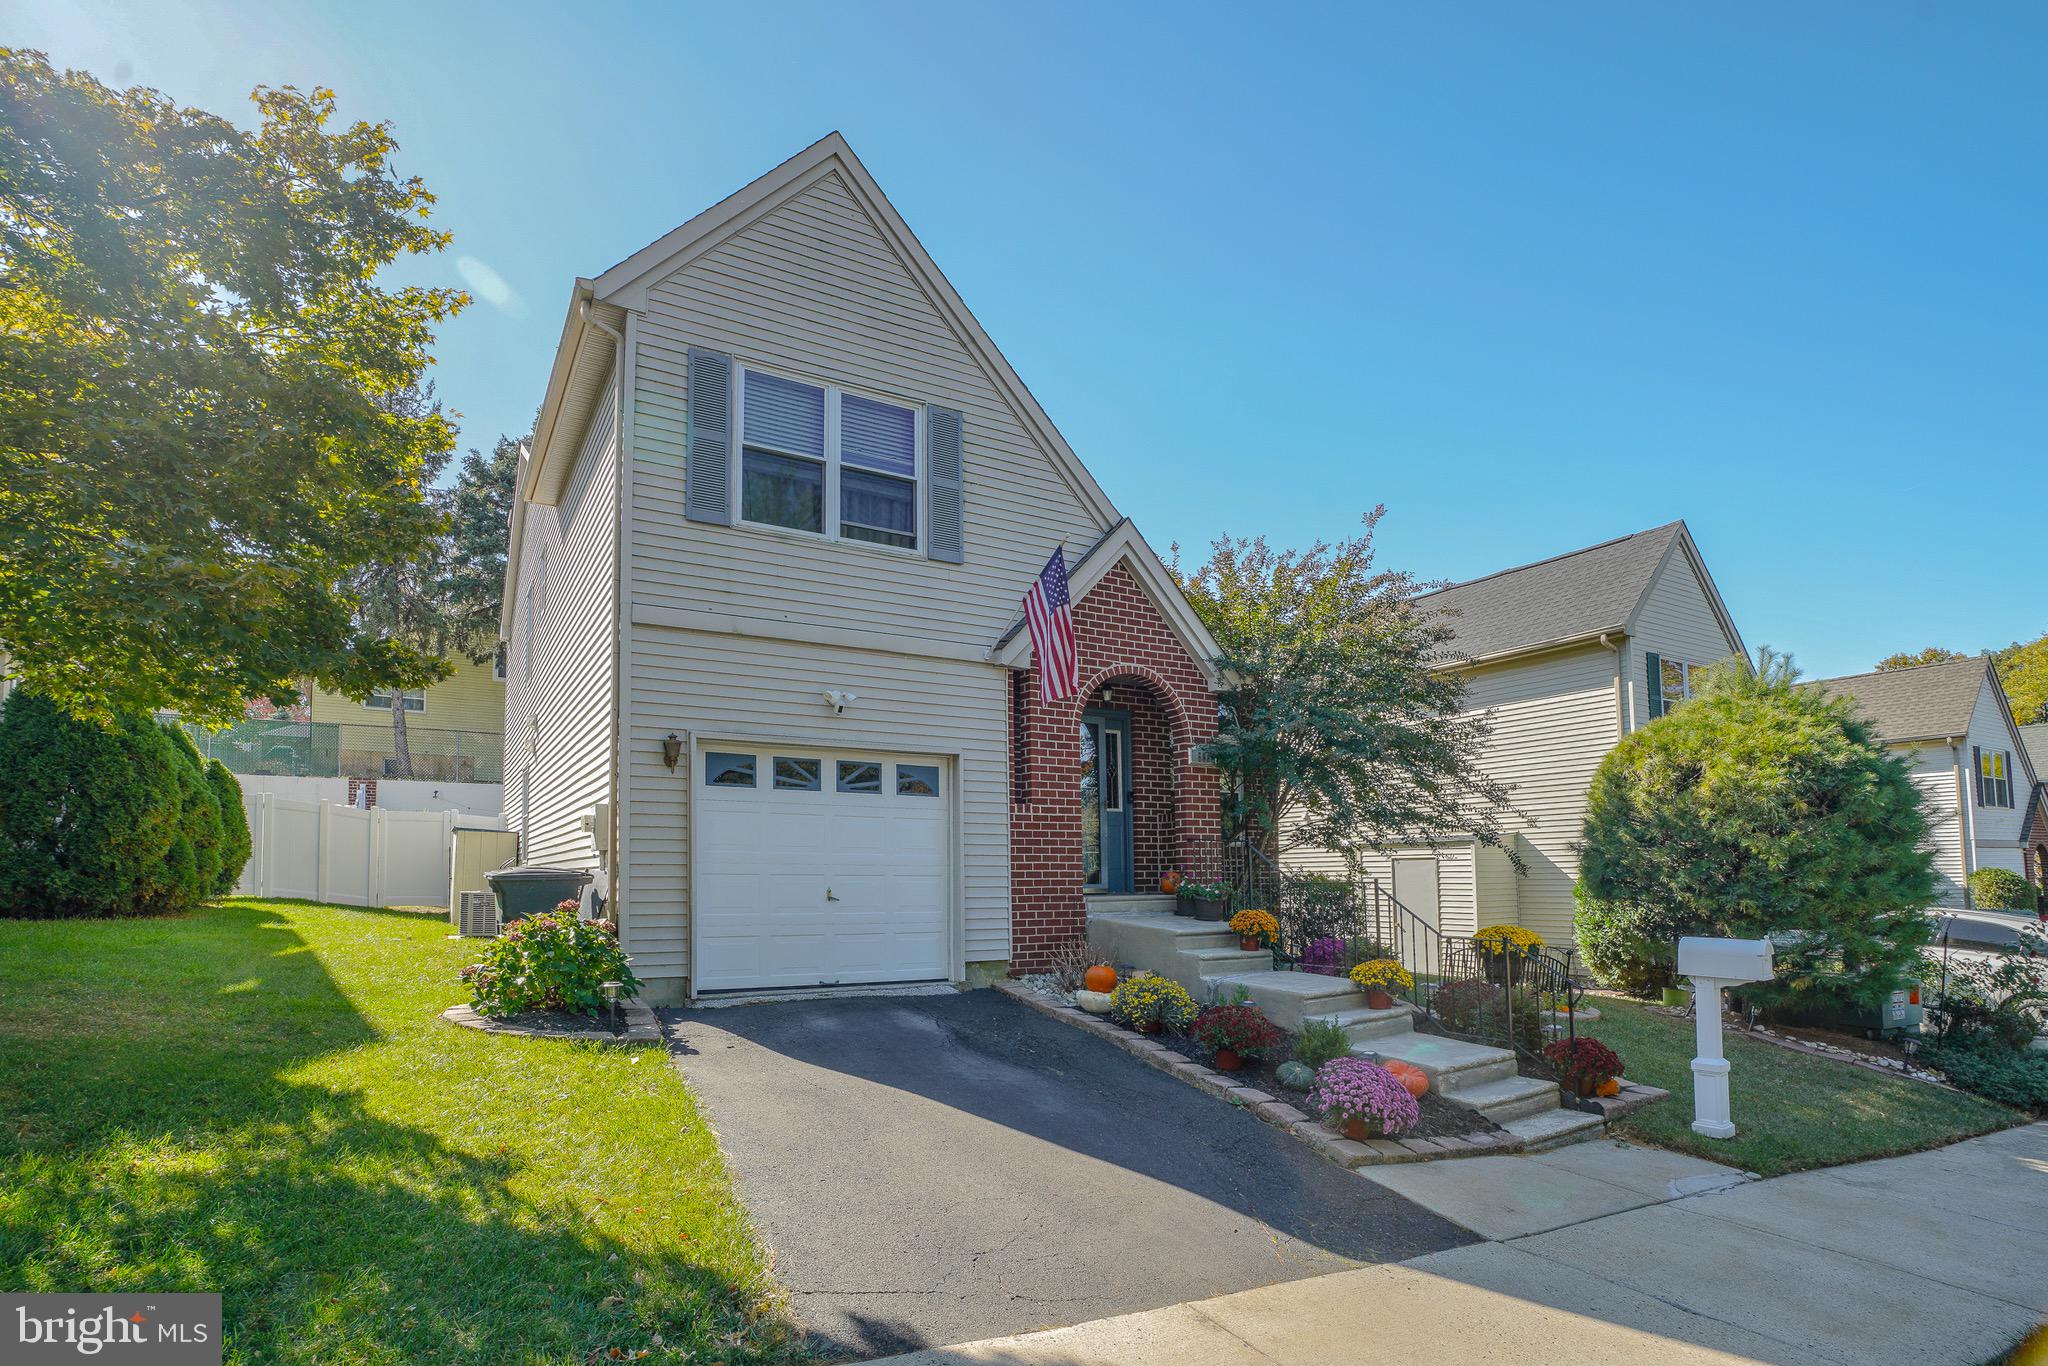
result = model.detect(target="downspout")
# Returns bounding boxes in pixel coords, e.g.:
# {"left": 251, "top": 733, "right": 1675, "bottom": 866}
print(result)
{"left": 1599, "top": 633, "right": 1625, "bottom": 737}
{"left": 582, "top": 301, "right": 629, "bottom": 921}
{"left": 1953, "top": 739, "right": 1976, "bottom": 905}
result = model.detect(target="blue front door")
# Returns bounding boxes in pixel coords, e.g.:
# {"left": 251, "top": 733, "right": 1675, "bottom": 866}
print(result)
{"left": 1081, "top": 709, "right": 1133, "bottom": 894}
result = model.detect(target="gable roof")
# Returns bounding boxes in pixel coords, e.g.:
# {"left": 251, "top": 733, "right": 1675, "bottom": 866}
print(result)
{"left": 1817, "top": 656, "right": 1998, "bottom": 746}
{"left": 531, "top": 132, "right": 1117, "bottom": 530}
{"left": 991, "top": 519, "right": 1224, "bottom": 688}
{"left": 1413, "top": 521, "right": 1731, "bottom": 664}
{"left": 2022, "top": 723, "right": 2048, "bottom": 780}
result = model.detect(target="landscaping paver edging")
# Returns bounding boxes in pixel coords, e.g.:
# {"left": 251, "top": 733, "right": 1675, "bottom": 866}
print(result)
{"left": 995, "top": 981, "right": 1579, "bottom": 1168}
{"left": 440, "top": 1000, "right": 663, "bottom": 1045}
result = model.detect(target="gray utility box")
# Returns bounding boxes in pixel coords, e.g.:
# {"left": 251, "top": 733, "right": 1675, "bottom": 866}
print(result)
{"left": 1866, "top": 984, "right": 1925, "bottom": 1039}
{"left": 485, "top": 866, "right": 593, "bottom": 922}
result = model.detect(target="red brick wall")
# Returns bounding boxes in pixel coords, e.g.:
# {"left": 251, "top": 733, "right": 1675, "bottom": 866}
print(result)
{"left": 2025, "top": 795, "right": 2048, "bottom": 889}
{"left": 1008, "top": 561, "right": 1221, "bottom": 973}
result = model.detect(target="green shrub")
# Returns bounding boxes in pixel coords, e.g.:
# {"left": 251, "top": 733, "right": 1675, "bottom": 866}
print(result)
{"left": 460, "top": 903, "right": 640, "bottom": 1017}
{"left": 1294, "top": 1016, "right": 1353, "bottom": 1070}
{"left": 1969, "top": 868, "right": 2039, "bottom": 912}
{"left": 1576, "top": 650, "right": 1933, "bottom": 1008}
{"left": 1922, "top": 1038, "right": 2048, "bottom": 1113}
{"left": 0, "top": 692, "right": 196, "bottom": 918}
{"left": 162, "top": 724, "right": 224, "bottom": 905}
{"left": 205, "top": 760, "right": 251, "bottom": 894}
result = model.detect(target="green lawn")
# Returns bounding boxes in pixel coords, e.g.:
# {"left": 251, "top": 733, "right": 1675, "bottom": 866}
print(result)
{"left": 1590, "top": 996, "right": 2022, "bottom": 1177}
{"left": 0, "top": 899, "right": 802, "bottom": 1365}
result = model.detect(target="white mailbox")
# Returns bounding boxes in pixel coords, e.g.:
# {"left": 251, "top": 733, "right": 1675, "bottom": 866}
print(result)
{"left": 1676, "top": 935, "right": 1774, "bottom": 1140}
{"left": 1677, "top": 937, "right": 1772, "bottom": 984}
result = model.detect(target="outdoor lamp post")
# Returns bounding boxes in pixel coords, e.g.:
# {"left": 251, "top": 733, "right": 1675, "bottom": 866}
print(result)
{"left": 601, "top": 980, "right": 621, "bottom": 1025}
{"left": 1675, "top": 936, "right": 1773, "bottom": 1139}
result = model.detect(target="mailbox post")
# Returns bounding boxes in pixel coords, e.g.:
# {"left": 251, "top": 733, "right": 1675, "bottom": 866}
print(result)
{"left": 1675, "top": 936, "right": 1773, "bottom": 1139}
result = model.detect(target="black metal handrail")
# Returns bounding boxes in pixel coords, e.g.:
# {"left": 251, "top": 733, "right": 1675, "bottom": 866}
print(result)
{"left": 1205, "top": 836, "right": 1596, "bottom": 1108}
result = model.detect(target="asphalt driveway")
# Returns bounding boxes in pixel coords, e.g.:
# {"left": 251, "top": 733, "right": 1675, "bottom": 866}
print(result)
{"left": 664, "top": 990, "right": 1473, "bottom": 1360}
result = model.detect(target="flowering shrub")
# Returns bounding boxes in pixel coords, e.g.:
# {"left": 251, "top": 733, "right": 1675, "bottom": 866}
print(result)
{"left": 1229, "top": 908, "right": 1279, "bottom": 946}
{"left": 1300, "top": 936, "right": 1346, "bottom": 976}
{"left": 1543, "top": 1036, "right": 1624, "bottom": 1091}
{"left": 1110, "top": 974, "right": 1198, "bottom": 1032}
{"left": 1348, "top": 958, "right": 1414, "bottom": 995}
{"left": 1189, "top": 1003, "right": 1284, "bottom": 1059}
{"left": 1308, "top": 1057, "right": 1419, "bottom": 1136}
{"left": 460, "top": 901, "right": 640, "bottom": 1017}
{"left": 1472, "top": 925, "right": 1544, "bottom": 956}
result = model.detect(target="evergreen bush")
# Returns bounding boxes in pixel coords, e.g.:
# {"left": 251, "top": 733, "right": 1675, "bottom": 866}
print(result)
{"left": 205, "top": 759, "right": 251, "bottom": 895}
{"left": 1968, "top": 868, "right": 2038, "bottom": 913}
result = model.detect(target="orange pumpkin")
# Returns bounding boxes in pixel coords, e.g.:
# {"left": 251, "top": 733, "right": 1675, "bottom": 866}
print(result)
{"left": 1596, "top": 1077, "right": 1621, "bottom": 1097}
{"left": 1161, "top": 871, "right": 1182, "bottom": 895}
{"left": 1384, "top": 1059, "right": 1430, "bottom": 1098}
{"left": 1083, "top": 964, "right": 1117, "bottom": 993}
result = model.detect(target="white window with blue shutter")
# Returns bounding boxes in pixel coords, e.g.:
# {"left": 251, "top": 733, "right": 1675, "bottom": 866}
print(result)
{"left": 692, "top": 357, "right": 958, "bottom": 558}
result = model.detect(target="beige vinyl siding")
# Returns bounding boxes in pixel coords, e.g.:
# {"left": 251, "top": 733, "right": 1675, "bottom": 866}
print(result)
{"left": 622, "top": 628, "right": 1010, "bottom": 990}
{"left": 1964, "top": 677, "right": 2031, "bottom": 883}
{"left": 1474, "top": 840, "right": 1519, "bottom": 929}
{"left": 1281, "top": 838, "right": 1479, "bottom": 937}
{"left": 628, "top": 169, "right": 1107, "bottom": 654}
{"left": 1625, "top": 545, "right": 1742, "bottom": 730}
{"left": 1462, "top": 644, "right": 1621, "bottom": 945}
{"left": 1899, "top": 742, "right": 1968, "bottom": 907}
{"left": 504, "top": 382, "right": 619, "bottom": 874}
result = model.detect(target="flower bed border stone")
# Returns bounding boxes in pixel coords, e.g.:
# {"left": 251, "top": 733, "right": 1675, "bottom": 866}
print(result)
{"left": 439, "top": 1000, "right": 662, "bottom": 1045}
{"left": 994, "top": 980, "right": 1537, "bottom": 1168}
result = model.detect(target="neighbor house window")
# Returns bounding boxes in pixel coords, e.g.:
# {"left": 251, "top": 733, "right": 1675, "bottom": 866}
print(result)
{"left": 493, "top": 644, "right": 507, "bottom": 681}
{"left": 366, "top": 688, "right": 425, "bottom": 712}
{"left": 1660, "top": 659, "right": 1695, "bottom": 713}
{"left": 1977, "top": 748, "right": 2014, "bottom": 808}
{"left": 739, "top": 367, "right": 918, "bottom": 550}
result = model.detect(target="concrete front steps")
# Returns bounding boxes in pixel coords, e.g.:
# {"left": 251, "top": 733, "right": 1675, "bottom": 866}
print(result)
{"left": 1086, "top": 906, "right": 1606, "bottom": 1149}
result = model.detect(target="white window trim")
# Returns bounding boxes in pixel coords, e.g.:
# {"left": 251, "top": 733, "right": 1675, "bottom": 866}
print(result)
{"left": 366, "top": 687, "right": 426, "bottom": 713}
{"left": 731, "top": 360, "right": 924, "bottom": 556}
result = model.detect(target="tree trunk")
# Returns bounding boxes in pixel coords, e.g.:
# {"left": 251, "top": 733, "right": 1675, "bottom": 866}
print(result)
{"left": 388, "top": 693, "right": 414, "bottom": 780}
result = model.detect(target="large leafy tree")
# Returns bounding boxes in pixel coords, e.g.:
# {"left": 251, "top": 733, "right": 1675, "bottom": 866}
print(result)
{"left": 0, "top": 51, "right": 466, "bottom": 723}
{"left": 1173, "top": 507, "right": 1515, "bottom": 864}
{"left": 1576, "top": 649, "right": 1934, "bottom": 1003}
{"left": 1876, "top": 647, "right": 1966, "bottom": 671}
{"left": 1992, "top": 633, "right": 2048, "bottom": 725}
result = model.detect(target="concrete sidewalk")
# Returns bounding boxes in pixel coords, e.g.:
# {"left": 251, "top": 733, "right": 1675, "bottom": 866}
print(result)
{"left": 876, "top": 1125, "right": 2048, "bottom": 1365}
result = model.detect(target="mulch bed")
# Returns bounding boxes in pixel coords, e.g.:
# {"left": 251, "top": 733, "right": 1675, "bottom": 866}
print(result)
{"left": 439, "top": 999, "right": 663, "bottom": 1044}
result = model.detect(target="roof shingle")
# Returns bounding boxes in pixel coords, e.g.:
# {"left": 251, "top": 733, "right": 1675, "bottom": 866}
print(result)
{"left": 1816, "top": 656, "right": 1990, "bottom": 743}
{"left": 1416, "top": 522, "right": 1683, "bottom": 662}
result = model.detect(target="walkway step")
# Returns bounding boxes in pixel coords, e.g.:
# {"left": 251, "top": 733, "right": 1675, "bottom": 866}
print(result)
{"left": 1085, "top": 893, "right": 1179, "bottom": 915}
{"left": 1503, "top": 1106, "right": 1606, "bottom": 1152}
{"left": 1442, "top": 1073, "right": 1561, "bottom": 1125}
{"left": 1181, "top": 946, "right": 1273, "bottom": 978}
{"left": 1087, "top": 909, "right": 1235, "bottom": 971}
{"left": 1369, "top": 1032, "right": 1518, "bottom": 1091}
{"left": 1315, "top": 1003, "right": 1418, "bottom": 1044}
{"left": 1203, "top": 970, "right": 1368, "bottom": 1031}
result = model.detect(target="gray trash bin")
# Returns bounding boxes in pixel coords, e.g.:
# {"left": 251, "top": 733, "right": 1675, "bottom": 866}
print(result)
{"left": 485, "top": 866, "right": 594, "bottom": 922}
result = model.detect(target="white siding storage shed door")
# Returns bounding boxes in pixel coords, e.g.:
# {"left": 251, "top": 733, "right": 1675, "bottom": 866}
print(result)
{"left": 694, "top": 745, "right": 952, "bottom": 992}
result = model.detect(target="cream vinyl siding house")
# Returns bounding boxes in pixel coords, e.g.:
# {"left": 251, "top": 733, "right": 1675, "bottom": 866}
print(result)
{"left": 499, "top": 135, "right": 1220, "bottom": 1002}
{"left": 1283, "top": 522, "right": 1746, "bottom": 949}
{"left": 1820, "top": 657, "right": 2041, "bottom": 909}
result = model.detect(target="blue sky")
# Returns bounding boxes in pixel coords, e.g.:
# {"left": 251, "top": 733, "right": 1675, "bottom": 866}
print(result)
{"left": 10, "top": 1, "right": 2046, "bottom": 678}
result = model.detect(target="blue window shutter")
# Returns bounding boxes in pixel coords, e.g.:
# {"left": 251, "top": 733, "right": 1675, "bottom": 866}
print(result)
{"left": 1645, "top": 652, "right": 1664, "bottom": 721}
{"left": 926, "top": 405, "right": 965, "bottom": 564}
{"left": 685, "top": 348, "right": 733, "bottom": 525}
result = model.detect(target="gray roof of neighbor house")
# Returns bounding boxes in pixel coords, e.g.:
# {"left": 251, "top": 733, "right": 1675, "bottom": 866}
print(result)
{"left": 1816, "top": 656, "right": 1991, "bottom": 744}
{"left": 1415, "top": 521, "right": 1685, "bottom": 662}
{"left": 2021, "top": 723, "right": 2048, "bottom": 782}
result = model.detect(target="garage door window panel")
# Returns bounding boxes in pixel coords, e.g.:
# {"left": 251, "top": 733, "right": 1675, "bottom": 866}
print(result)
{"left": 896, "top": 764, "right": 940, "bottom": 797}
{"left": 774, "top": 757, "right": 822, "bottom": 791}
{"left": 837, "top": 760, "right": 883, "bottom": 794}
{"left": 705, "top": 752, "right": 757, "bottom": 787}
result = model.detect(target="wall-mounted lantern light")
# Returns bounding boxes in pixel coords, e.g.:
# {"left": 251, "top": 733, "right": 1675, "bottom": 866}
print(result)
{"left": 662, "top": 733, "right": 683, "bottom": 770}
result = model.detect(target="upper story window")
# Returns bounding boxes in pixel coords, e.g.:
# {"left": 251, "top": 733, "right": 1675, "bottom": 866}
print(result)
{"left": 1660, "top": 659, "right": 1696, "bottom": 712}
{"left": 367, "top": 688, "right": 425, "bottom": 712}
{"left": 1977, "top": 748, "right": 2015, "bottom": 809}
{"left": 739, "top": 367, "right": 919, "bottom": 551}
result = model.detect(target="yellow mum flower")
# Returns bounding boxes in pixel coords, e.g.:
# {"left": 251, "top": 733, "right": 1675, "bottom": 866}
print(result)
{"left": 1229, "top": 908, "right": 1279, "bottom": 944}
{"left": 1472, "top": 925, "right": 1545, "bottom": 955}
{"left": 1348, "top": 958, "right": 1415, "bottom": 994}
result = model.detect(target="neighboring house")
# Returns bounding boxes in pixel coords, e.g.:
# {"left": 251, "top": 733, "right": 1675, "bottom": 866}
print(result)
{"left": 1286, "top": 521, "right": 1746, "bottom": 949}
{"left": 304, "top": 655, "right": 505, "bottom": 783}
{"left": 1818, "top": 656, "right": 2041, "bottom": 909}
{"left": 2017, "top": 722, "right": 2048, "bottom": 893}
{"left": 501, "top": 135, "right": 1226, "bottom": 1003}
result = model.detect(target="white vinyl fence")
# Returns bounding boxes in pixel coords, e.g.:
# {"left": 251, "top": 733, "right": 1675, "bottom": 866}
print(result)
{"left": 238, "top": 793, "right": 506, "bottom": 908}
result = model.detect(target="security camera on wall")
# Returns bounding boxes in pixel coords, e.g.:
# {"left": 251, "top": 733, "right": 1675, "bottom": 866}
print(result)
{"left": 823, "top": 689, "right": 859, "bottom": 715}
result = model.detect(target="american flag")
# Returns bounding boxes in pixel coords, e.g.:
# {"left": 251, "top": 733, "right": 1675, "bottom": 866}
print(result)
{"left": 1023, "top": 547, "right": 1080, "bottom": 703}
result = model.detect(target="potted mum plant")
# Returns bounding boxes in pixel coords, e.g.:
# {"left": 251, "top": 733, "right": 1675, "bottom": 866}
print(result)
{"left": 1347, "top": 958, "right": 1414, "bottom": 1011}
{"left": 1229, "top": 907, "right": 1279, "bottom": 953}
{"left": 1109, "top": 975, "right": 1199, "bottom": 1034}
{"left": 1543, "top": 1035, "right": 1625, "bottom": 1097}
{"left": 1176, "top": 878, "right": 1231, "bottom": 922}
{"left": 1308, "top": 1056, "right": 1420, "bottom": 1141}
{"left": 1189, "top": 1002, "right": 1283, "bottom": 1072}
{"left": 1471, "top": 925, "right": 1544, "bottom": 983}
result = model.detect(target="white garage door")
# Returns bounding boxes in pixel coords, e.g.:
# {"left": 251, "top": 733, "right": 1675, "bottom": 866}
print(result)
{"left": 694, "top": 745, "right": 952, "bottom": 992}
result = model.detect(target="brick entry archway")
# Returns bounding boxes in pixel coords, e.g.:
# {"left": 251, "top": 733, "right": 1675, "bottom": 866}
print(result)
{"left": 1007, "top": 562, "right": 1221, "bottom": 973}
